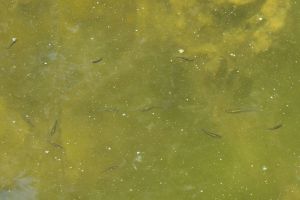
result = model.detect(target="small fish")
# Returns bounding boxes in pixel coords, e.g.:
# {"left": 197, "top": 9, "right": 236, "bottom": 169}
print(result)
{"left": 7, "top": 37, "right": 17, "bottom": 49}
{"left": 225, "top": 108, "right": 257, "bottom": 114}
{"left": 49, "top": 142, "right": 64, "bottom": 149}
{"left": 102, "top": 108, "right": 119, "bottom": 113}
{"left": 138, "top": 106, "right": 160, "bottom": 112}
{"left": 201, "top": 129, "right": 222, "bottom": 138}
{"left": 92, "top": 58, "right": 103, "bottom": 64}
{"left": 267, "top": 124, "right": 282, "bottom": 131}
{"left": 49, "top": 120, "right": 58, "bottom": 136}
{"left": 175, "top": 56, "right": 194, "bottom": 62}
{"left": 101, "top": 165, "right": 119, "bottom": 173}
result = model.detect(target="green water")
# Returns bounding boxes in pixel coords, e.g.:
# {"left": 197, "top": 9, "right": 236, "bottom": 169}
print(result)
{"left": 1, "top": 0, "right": 300, "bottom": 199}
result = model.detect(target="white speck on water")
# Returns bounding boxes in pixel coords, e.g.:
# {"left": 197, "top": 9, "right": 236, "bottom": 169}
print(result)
{"left": 90, "top": 37, "right": 94, "bottom": 40}
{"left": 229, "top": 52, "right": 236, "bottom": 57}
{"left": 258, "top": 17, "right": 264, "bottom": 21}
{"left": 12, "top": 120, "right": 16, "bottom": 124}
{"left": 178, "top": 49, "right": 184, "bottom": 53}
{"left": 264, "top": 179, "right": 269, "bottom": 184}
{"left": 129, "top": 188, "right": 133, "bottom": 192}
{"left": 135, "top": 151, "right": 142, "bottom": 162}
{"left": 54, "top": 156, "right": 61, "bottom": 161}
{"left": 122, "top": 113, "right": 127, "bottom": 117}
{"left": 44, "top": 150, "right": 50, "bottom": 154}
{"left": 262, "top": 165, "right": 268, "bottom": 171}
{"left": 12, "top": 37, "right": 17, "bottom": 42}
{"left": 44, "top": 62, "right": 48, "bottom": 65}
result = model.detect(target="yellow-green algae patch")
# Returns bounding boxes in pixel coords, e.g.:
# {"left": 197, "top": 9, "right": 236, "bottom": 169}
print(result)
{"left": 0, "top": 98, "right": 31, "bottom": 190}
{"left": 136, "top": 0, "right": 291, "bottom": 73}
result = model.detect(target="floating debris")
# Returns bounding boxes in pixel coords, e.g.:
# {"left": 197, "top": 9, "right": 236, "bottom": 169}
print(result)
{"left": 267, "top": 124, "right": 282, "bottom": 131}
{"left": 201, "top": 129, "right": 222, "bottom": 138}
{"left": 7, "top": 37, "right": 17, "bottom": 49}
{"left": 92, "top": 58, "right": 103, "bottom": 64}
{"left": 175, "top": 56, "right": 194, "bottom": 62}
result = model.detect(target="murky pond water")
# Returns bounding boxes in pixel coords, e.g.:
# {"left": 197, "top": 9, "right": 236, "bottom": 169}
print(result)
{"left": 1, "top": 0, "right": 300, "bottom": 199}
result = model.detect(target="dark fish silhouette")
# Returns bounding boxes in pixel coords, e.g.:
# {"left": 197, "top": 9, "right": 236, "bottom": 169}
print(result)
{"left": 201, "top": 129, "right": 222, "bottom": 138}
{"left": 49, "top": 142, "right": 64, "bottom": 149}
{"left": 267, "top": 124, "right": 282, "bottom": 131}
{"left": 49, "top": 120, "right": 58, "bottom": 136}
{"left": 175, "top": 56, "right": 194, "bottom": 62}
{"left": 7, "top": 38, "right": 17, "bottom": 49}
{"left": 92, "top": 58, "right": 103, "bottom": 64}
{"left": 101, "top": 165, "right": 119, "bottom": 173}
{"left": 225, "top": 108, "right": 257, "bottom": 114}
